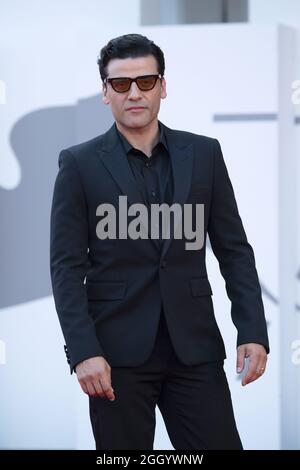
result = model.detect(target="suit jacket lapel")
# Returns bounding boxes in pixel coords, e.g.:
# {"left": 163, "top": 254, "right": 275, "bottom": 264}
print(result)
{"left": 159, "top": 122, "right": 194, "bottom": 260}
{"left": 97, "top": 123, "right": 155, "bottom": 245}
{"left": 97, "top": 123, "right": 145, "bottom": 207}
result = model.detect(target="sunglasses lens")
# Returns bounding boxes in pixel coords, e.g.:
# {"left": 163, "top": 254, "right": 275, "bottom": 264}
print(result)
{"left": 108, "top": 75, "right": 159, "bottom": 92}
{"left": 111, "top": 78, "right": 131, "bottom": 92}
{"left": 136, "top": 75, "right": 157, "bottom": 90}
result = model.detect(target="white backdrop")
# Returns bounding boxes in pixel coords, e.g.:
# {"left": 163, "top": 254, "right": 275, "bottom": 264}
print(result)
{"left": 0, "top": 18, "right": 298, "bottom": 449}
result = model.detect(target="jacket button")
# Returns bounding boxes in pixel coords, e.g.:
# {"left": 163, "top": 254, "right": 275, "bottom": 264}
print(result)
{"left": 160, "top": 260, "right": 167, "bottom": 269}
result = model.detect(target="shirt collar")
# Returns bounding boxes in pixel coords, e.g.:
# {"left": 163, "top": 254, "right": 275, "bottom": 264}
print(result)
{"left": 115, "top": 121, "right": 168, "bottom": 155}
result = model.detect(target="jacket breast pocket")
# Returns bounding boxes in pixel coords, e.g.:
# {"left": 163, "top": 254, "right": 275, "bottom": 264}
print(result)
{"left": 87, "top": 280, "right": 127, "bottom": 301}
{"left": 188, "top": 186, "right": 210, "bottom": 195}
{"left": 187, "top": 187, "right": 210, "bottom": 203}
{"left": 190, "top": 278, "right": 213, "bottom": 297}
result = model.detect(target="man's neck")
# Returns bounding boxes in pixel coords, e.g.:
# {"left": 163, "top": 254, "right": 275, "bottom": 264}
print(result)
{"left": 116, "top": 119, "right": 160, "bottom": 157}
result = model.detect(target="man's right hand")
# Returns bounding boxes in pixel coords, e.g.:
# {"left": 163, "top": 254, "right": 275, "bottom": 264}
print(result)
{"left": 75, "top": 356, "right": 115, "bottom": 401}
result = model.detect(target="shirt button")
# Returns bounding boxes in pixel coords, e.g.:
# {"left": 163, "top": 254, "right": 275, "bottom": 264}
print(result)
{"left": 151, "top": 190, "right": 156, "bottom": 197}
{"left": 145, "top": 161, "right": 151, "bottom": 167}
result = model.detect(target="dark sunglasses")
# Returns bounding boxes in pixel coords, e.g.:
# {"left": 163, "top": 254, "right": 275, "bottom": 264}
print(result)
{"left": 104, "top": 74, "right": 163, "bottom": 93}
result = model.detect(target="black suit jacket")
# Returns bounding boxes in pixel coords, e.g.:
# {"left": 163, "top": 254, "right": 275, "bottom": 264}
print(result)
{"left": 50, "top": 121, "right": 269, "bottom": 373}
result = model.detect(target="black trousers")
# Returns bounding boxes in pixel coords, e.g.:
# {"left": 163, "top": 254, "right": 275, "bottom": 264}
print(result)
{"left": 89, "top": 311, "right": 243, "bottom": 450}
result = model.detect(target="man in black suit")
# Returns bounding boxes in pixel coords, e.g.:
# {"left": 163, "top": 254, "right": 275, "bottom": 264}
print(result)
{"left": 50, "top": 34, "right": 269, "bottom": 450}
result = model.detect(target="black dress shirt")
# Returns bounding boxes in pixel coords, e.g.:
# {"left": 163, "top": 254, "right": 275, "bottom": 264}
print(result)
{"left": 115, "top": 122, "right": 173, "bottom": 208}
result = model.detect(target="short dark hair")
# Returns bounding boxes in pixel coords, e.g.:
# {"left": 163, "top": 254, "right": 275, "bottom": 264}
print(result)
{"left": 97, "top": 33, "right": 165, "bottom": 83}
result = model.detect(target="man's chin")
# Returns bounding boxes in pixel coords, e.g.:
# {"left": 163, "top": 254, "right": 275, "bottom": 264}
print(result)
{"left": 121, "top": 117, "right": 153, "bottom": 130}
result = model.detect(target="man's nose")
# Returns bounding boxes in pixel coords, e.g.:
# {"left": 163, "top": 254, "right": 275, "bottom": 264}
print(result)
{"left": 128, "top": 81, "right": 142, "bottom": 99}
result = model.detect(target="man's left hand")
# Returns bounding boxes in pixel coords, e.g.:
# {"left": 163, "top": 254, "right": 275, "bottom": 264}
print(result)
{"left": 236, "top": 343, "right": 268, "bottom": 386}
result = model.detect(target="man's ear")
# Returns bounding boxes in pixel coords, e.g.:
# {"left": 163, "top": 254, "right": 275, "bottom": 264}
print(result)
{"left": 102, "top": 84, "right": 110, "bottom": 105}
{"left": 161, "top": 77, "right": 167, "bottom": 100}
